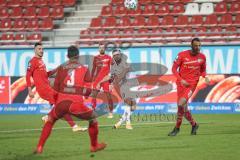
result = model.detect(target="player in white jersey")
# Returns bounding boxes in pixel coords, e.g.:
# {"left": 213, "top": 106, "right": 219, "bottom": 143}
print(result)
{"left": 110, "top": 49, "right": 138, "bottom": 130}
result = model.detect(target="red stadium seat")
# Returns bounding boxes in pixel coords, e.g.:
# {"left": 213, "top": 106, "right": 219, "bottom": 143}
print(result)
{"left": 178, "top": 27, "right": 193, "bottom": 39}
{"left": 38, "top": 6, "right": 50, "bottom": 18}
{"left": 15, "top": 33, "right": 25, "bottom": 41}
{"left": 27, "top": 33, "right": 42, "bottom": 41}
{"left": 171, "top": 3, "right": 185, "bottom": 14}
{"left": 210, "top": 27, "right": 223, "bottom": 38}
{"left": 108, "top": 28, "right": 120, "bottom": 39}
{"left": 234, "top": 14, "right": 240, "bottom": 25}
{"left": 48, "top": 0, "right": 61, "bottom": 6}
{"left": 103, "top": 16, "right": 116, "bottom": 27}
{"left": 218, "top": 13, "right": 232, "bottom": 26}
{"left": 148, "top": 15, "right": 159, "bottom": 27}
{"left": 0, "top": 19, "right": 12, "bottom": 31}
{"left": 10, "top": 7, "right": 23, "bottom": 18}
{"left": 175, "top": 15, "right": 188, "bottom": 27}
{"left": 90, "top": 17, "right": 102, "bottom": 28}
{"left": 230, "top": 2, "right": 240, "bottom": 13}
{"left": 35, "top": 0, "right": 48, "bottom": 6}
{"left": 164, "top": 28, "right": 178, "bottom": 39}
{"left": 204, "top": 14, "right": 217, "bottom": 26}
{"left": 80, "top": 29, "right": 91, "bottom": 40}
{"left": 152, "top": 0, "right": 167, "bottom": 3}
{"left": 195, "top": 27, "right": 207, "bottom": 38}
{"left": 7, "top": 0, "right": 20, "bottom": 6}
{"left": 225, "top": 26, "right": 237, "bottom": 38}
{"left": 51, "top": 6, "right": 64, "bottom": 19}
{"left": 39, "top": 18, "right": 53, "bottom": 30}
{"left": 26, "top": 19, "right": 39, "bottom": 30}
{"left": 93, "top": 29, "right": 105, "bottom": 40}
{"left": 111, "top": 0, "right": 122, "bottom": 5}
{"left": 101, "top": 6, "right": 113, "bottom": 16}
{"left": 161, "top": 15, "right": 174, "bottom": 27}
{"left": 0, "top": 0, "right": 6, "bottom": 6}
{"left": 0, "top": 7, "right": 9, "bottom": 18}
{"left": 121, "top": 28, "right": 135, "bottom": 38}
{"left": 138, "top": 0, "right": 152, "bottom": 5}
{"left": 136, "top": 28, "right": 149, "bottom": 38}
{"left": 131, "top": 15, "right": 146, "bottom": 27}
{"left": 215, "top": 2, "right": 227, "bottom": 14}
{"left": 149, "top": 27, "right": 163, "bottom": 38}
{"left": 21, "top": 0, "right": 34, "bottom": 6}
{"left": 190, "top": 15, "right": 203, "bottom": 26}
{"left": 143, "top": 4, "right": 155, "bottom": 15}
{"left": 114, "top": 5, "right": 127, "bottom": 15}
{"left": 1, "top": 33, "right": 14, "bottom": 41}
{"left": 62, "top": 0, "right": 75, "bottom": 6}
{"left": 24, "top": 7, "right": 37, "bottom": 18}
{"left": 155, "top": 4, "right": 169, "bottom": 15}
{"left": 118, "top": 16, "right": 131, "bottom": 27}
{"left": 128, "top": 6, "right": 142, "bottom": 15}
{"left": 12, "top": 19, "right": 25, "bottom": 30}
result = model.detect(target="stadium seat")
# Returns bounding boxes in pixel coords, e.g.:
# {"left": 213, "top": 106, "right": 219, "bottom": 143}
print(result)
{"left": 148, "top": 15, "right": 160, "bottom": 27}
{"left": 136, "top": 28, "right": 149, "bottom": 38}
{"left": 24, "top": 7, "right": 37, "bottom": 18}
{"left": 111, "top": 0, "right": 122, "bottom": 5}
{"left": 161, "top": 15, "right": 174, "bottom": 27}
{"left": 0, "top": 0, "right": 6, "bottom": 6}
{"left": 121, "top": 28, "right": 134, "bottom": 38}
{"left": 27, "top": 33, "right": 42, "bottom": 41}
{"left": 184, "top": 3, "right": 199, "bottom": 15}
{"left": 230, "top": 2, "right": 240, "bottom": 13}
{"left": 138, "top": 0, "right": 152, "bottom": 5}
{"left": 51, "top": 6, "right": 64, "bottom": 19}
{"left": 175, "top": 15, "right": 188, "bottom": 27}
{"left": 199, "top": 3, "right": 214, "bottom": 15}
{"left": 93, "top": 29, "right": 105, "bottom": 40}
{"left": 21, "top": 0, "right": 34, "bottom": 6}
{"left": 103, "top": 16, "right": 116, "bottom": 27}
{"left": 48, "top": 0, "right": 61, "bottom": 6}
{"left": 164, "top": 28, "right": 178, "bottom": 39}
{"left": 0, "top": 19, "right": 12, "bottom": 30}
{"left": 210, "top": 26, "right": 223, "bottom": 38}
{"left": 7, "top": 0, "right": 20, "bottom": 6}
{"left": 1, "top": 33, "right": 14, "bottom": 41}
{"left": 131, "top": 15, "right": 146, "bottom": 27}
{"left": 152, "top": 0, "right": 166, "bottom": 4}
{"left": 195, "top": 27, "right": 207, "bottom": 38}
{"left": 114, "top": 5, "right": 127, "bottom": 15}
{"left": 118, "top": 16, "right": 131, "bottom": 27}
{"left": 233, "top": 14, "right": 240, "bottom": 25}
{"left": 101, "top": 6, "right": 113, "bottom": 16}
{"left": 149, "top": 27, "right": 163, "bottom": 38}
{"left": 143, "top": 4, "right": 155, "bottom": 15}
{"left": 80, "top": 29, "right": 91, "bottom": 40}
{"left": 178, "top": 27, "right": 193, "bottom": 39}
{"left": 107, "top": 28, "right": 120, "bottom": 39}
{"left": 15, "top": 33, "right": 25, "bottom": 41}
{"left": 35, "top": 0, "right": 48, "bottom": 6}
{"left": 10, "top": 7, "right": 23, "bottom": 18}
{"left": 38, "top": 6, "right": 50, "bottom": 18}
{"left": 225, "top": 26, "right": 237, "bottom": 38}
{"left": 90, "top": 17, "right": 102, "bottom": 28}
{"left": 0, "top": 7, "right": 8, "bottom": 18}
{"left": 39, "top": 18, "right": 53, "bottom": 30}
{"left": 218, "top": 13, "right": 232, "bottom": 26}
{"left": 127, "top": 6, "right": 142, "bottom": 15}
{"left": 204, "top": 14, "right": 218, "bottom": 26}
{"left": 26, "top": 19, "right": 39, "bottom": 30}
{"left": 12, "top": 19, "right": 25, "bottom": 30}
{"left": 190, "top": 15, "right": 203, "bottom": 26}
{"left": 155, "top": 4, "right": 169, "bottom": 15}
{"left": 62, "top": 0, "right": 76, "bottom": 6}
{"left": 215, "top": 2, "right": 227, "bottom": 14}
{"left": 171, "top": 3, "right": 185, "bottom": 15}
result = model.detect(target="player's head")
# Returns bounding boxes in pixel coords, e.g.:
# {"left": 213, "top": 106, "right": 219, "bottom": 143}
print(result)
{"left": 191, "top": 38, "right": 201, "bottom": 55}
{"left": 112, "top": 49, "right": 122, "bottom": 63}
{"left": 34, "top": 42, "right": 43, "bottom": 58}
{"left": 67, "top": 45, "right": 79, "bottom": 59}
{"left": 99, "top": 43, "right": 106, "bottom": 55}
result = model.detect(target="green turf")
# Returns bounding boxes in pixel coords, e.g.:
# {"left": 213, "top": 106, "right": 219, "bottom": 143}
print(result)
{"left": 0, "top": 114, "right": 240, "bottom": 160}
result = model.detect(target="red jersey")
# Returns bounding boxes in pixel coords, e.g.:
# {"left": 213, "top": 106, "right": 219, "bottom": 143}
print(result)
{"left": 92, "top": 54, "right": 112, "bottom": 79}
{"left": 172, "top": 50, "right": 206, "bottom": 85}
{"left": 54, "top": 60, "right": 91, "bottom": 100}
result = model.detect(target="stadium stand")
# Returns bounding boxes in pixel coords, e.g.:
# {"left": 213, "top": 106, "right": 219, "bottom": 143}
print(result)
{"left": 0, "top": 0, "right": 240, "bottom": 47}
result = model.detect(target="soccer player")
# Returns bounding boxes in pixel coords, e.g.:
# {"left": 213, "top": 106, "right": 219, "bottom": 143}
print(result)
{"left": 91, "top": 43, "right": 114, "bottom": 118}
{"left": 110, "top": 49, "right": 137, "bottom": 130}
{"left": 168, "top": 38, "right": 210, "bottom": 136}
{"left": 34, "top": 45, "right": 106, "bottom": 154}
{"left": 26, "top": 42, "right": 84, "bottom": 132}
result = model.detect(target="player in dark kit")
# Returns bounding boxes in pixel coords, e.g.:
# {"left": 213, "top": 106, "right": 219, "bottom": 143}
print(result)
{"left": 91, "top": 43, "right": 114, "bottom": 118}
{"left": 26, "top": 42, "right": 84, "bottom": 132}
{"left": 34, "top": 45, "right": 106, "bottom": 154}
{"left": 168, "top": 38, "right": 210, "bottom": 136}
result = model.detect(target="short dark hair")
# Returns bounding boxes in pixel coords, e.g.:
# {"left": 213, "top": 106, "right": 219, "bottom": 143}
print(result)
{"left": 112, "top": 49, "right": 121, "bottom": 54}
{"left": 191, "top": 38, "right": 200, "bottom": 45}
{"left": 67, "top": 45, "right": 79, "bottom": 58}
{"left": 34, "top": 42, "right": 42, "bottom": 48}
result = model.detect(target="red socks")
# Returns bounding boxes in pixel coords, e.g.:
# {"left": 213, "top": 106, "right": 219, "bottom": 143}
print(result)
{"left": 88, "top": 121, "right": 99, "bottom": 147}
{"left": 184, "top": 111, "right": 196, "bottom": 126}
{"left": 175, "top": 106, "right": 184, "bottom": 128}
{"left": 37, "top": 121, "right": 54, "bottom": 148}
{"left": 91, "top": 98, "right": 97, "bottom": 110}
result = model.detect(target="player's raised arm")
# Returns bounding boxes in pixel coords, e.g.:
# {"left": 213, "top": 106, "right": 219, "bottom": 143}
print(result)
{"left": 172, "top": 55, "right": 183, "bottom": 81}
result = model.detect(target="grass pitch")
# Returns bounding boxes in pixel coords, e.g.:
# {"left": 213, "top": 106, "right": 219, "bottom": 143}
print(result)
{"left": 0, "top": 114, "right": 240, "bottom": 160}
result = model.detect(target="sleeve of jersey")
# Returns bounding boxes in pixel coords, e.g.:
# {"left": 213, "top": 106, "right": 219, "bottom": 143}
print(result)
{"left": 26, "top": 61, "right": 34, "bottom": 87}
{"left": 47, "top": 67, "right": 58, "bottom": 77}
{"left": 201, "top": 56, "right": 206, "bottom": 78}
{"left": 91, "top": 57, "right": 96, "bottom": 78}
{"left": 172, "top": 55, "right": 183, "bottom": 81}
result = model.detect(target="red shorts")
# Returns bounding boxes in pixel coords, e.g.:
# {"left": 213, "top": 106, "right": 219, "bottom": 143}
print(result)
{"left": 36, "top": 85, "right": 58, "bottom": 104}
{"left": 93, "top": 74, "right": 110, "bottom": 92}
{"left": 50, "top": 93, "right": 93, "bottom": 120}
{"left": 177, "top": 83, "right": 197, "bottom": 102}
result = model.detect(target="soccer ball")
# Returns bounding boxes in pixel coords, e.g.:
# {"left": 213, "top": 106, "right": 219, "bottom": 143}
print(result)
{"left": 124, "top": 0, "right": 138, "bottom": 10}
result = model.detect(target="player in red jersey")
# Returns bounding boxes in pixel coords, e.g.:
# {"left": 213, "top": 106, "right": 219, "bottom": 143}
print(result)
{"left": 168, "top": 38, "right": 210, "bottom": 136}
{"left": 34, "top": 45, "right": 106, "bottom": 154}
{"left": 26, "top": 42, "right": 83, "bottom": 132}
{"left": 91, "top": 43, "right": 114, "bottom": 118}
